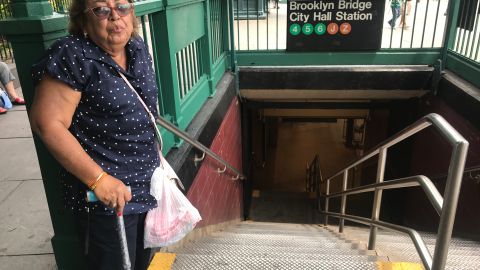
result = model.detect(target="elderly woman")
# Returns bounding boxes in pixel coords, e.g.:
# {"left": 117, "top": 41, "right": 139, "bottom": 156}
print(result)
{"left": 29, "top": 0, "right": 160, "bottom": 268}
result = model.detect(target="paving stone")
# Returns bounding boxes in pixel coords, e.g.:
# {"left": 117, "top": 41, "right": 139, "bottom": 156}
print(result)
{"left": 0, "top": 109, "right": 32, "bottom": 138}
{"left": 0, "top": 181, "right": 53, "bottom": 256}
{"left": 0, "top": 138, "right": 41, "bottom": 181}
{"left": 0, "top": 181, "right": 21, "bottom": 203}
{"left": 0, "top": 254, "right": 56, "bottom": 270}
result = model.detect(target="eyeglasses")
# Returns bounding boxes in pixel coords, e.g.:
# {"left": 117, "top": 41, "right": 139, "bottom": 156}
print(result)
{"left": 86, "top": 3, "right": 133, "bottom": 20}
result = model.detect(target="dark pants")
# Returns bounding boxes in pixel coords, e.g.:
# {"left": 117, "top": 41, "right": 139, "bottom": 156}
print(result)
{"left": 388, "top": 6, "right": 401, "bottom": 28}
{"left": 75, "top": 212, "right": 152, "bottom": 270}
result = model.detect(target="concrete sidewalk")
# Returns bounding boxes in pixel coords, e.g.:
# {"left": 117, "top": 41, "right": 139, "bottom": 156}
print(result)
{"left": 0, "top": 85, "right": 56, "bottom": 269}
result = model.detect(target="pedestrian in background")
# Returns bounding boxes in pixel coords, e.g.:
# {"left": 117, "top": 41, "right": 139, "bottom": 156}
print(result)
{"left": 0, "top": 61, "right": 25, "bottom": 114}
{"left": 388, "top": 0, "right": 402, "bottom": 28}
{"left": 399, "top": 0, "right": 413, "bottom": 29}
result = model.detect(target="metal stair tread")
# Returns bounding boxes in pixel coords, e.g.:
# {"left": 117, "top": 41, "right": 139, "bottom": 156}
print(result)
{"left": 194, "top": 237, "right": 362, "bottom": 248}
{"left": 211, "top": 232, "right": 342, "bottom": 241}
{"left": 335, "top": 225, "right": 480, "bottom": 270}
{"left": 224, "top": 227, "right": 326, "bottom": 235}
{"left": 236, "top": 221, "right": 321, "bottom": 228}
{"left": 171, "top": 254, "right": 378, "bottom": 270}
{"left": 175, "top": 247, "right": 379, "bottom": 261}
{"left": 176, "top": 242, "right": 367, "bottom": 255}
{"left": 340, "top": 226, "right": 480, "bottom": 245}
{"left": 343, "top": 231, "right": 480, "bottom": 247}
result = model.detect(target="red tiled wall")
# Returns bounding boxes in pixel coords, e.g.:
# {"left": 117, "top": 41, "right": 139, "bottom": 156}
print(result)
{"left": 187, "top": 97, "right": 243, "bottom": 227}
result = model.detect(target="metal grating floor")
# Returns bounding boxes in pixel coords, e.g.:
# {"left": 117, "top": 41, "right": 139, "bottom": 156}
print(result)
{"left": 172, "top": 254, "right": 378, "bottom": 270}
{"left": 169, "top": 221, "right": 480, "bottom": 269}
{"left": 170, "top": 222, "right": 379, "bottom": 269}
{"left": 331, "top": 225, "right": 480, "bottom": 270}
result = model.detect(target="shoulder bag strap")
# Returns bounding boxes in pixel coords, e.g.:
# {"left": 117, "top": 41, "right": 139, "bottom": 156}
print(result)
{"left": 118, "top": 71, "right": 163, "bottom": 151}
{"left": 118, "top": 71, "right": 185, "bottom": 190}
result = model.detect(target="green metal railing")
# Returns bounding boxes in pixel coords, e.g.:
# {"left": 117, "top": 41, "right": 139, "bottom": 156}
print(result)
{"left": 113, "top": 0, "right": 231, "bottom": 150}
{"left": 233, "top": 0, "right": 450, "bottom": 51}
{"left": 444, "top": 0, "right": 480, "bottom": 88}
{"left": 230, "top": 0, "right": 480, "bottom": 88}
{"left": 452, "top": 0, "right": 480, "bottom": 62}
{"left": 176, "top": 37, "right": 205, "bottom": 100}
{"left": 210, "top": 0, "right": 228, "bottom": 63}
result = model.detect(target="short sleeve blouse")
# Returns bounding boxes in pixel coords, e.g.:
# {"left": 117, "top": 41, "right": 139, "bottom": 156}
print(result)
{"left": 32, "top": 34, "right": 160, "bottom": 215}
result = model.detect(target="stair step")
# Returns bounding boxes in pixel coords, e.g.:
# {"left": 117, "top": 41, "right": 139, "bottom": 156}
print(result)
{"left": 238, "top": 221, "right": 318, "bottom": 227}
{"left": 211, "top": 232, "right": 342, "bottom": 242}
{"left": 177, "top": 247, "right": 379, "bottom": 261}
{"left": 343, "top": 230, "right": 480, "bottom": 247}
{"left": 227, "top": 225, "right": 323, "bottom": 234}
{"left": 222, "top": 224, "right": 324, "bottom": 232}
{"left": 373, "top": 241, "right": 480, "bottom": 253}
{"left": 172, "top": 254, "right": 378, "bottom": 270}
{"left": 195, "top": 237, "right": 362, "bottom": 249}
{"left": 335, "top": 225, "right": 480, "bottom": 270}
{"left": 178, "top": 242, "right": 368, "bottom": 256}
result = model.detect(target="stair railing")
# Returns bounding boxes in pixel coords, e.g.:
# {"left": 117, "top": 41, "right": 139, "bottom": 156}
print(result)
{"left": 318, "top": 113, "right": 468, "bottom": 270}
{"left": 306, "top": 154, "right": 318, "bottom": 192}
{"left": 155, "top": 117, "right": 245, "bottom": 180}
{"left": 307, "top": 154, "right": 324, "bottom": 210}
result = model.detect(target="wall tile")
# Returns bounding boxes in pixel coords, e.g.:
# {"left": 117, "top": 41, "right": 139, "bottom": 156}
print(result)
{"left": 187, "top": 97, "right": 243, "bottom": 228}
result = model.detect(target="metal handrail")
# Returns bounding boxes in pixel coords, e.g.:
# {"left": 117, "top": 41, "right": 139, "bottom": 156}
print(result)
{"left": 327, "top": 175, "right": 443, "bottom": 215}
{"left": 306, "top": 154, "right": 319, "bottom": 192}
{"left": 319, "top": 113, "right": 469, "bottom": 270}
{"left": 156, "top": 117, "right": 245, "bottom": 180}
{"left": 325, "top": 212, "right": 434, "bottom": 268}
{"left": 307, "top": 154, "right": 324, "bottom": 210}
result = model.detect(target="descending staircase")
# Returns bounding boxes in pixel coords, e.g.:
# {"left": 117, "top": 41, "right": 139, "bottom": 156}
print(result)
{"left": 160, "top": 221, "right": 480, "bottom": 270}
{"left": 168, "top": 221, "right": 383, "bottom": 269}
{"left": 156, "top": 189, "right": 480, "bottom": 269}
{"left": 329, "top": 226, "right": 480, "bottom": 270}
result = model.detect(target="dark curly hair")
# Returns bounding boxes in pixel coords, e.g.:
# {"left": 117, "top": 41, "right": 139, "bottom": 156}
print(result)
{"left": 68, "top": 0, "right": 139, "bottom": 36}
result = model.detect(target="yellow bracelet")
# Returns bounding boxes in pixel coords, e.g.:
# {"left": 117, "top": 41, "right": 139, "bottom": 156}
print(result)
{"left": 89, "top": 171, "right": 108, "bottom": 191}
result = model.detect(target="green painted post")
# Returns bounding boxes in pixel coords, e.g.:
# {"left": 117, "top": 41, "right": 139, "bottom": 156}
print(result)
{"left": 441, "top": 0, "right": 461, "bottom": 69}
{"left": 149, "top": 9, "right": 183, "bottom": 145}
{"left": 147, "top": 11, "right": 177, "bottom": 153}
{"left": 0, "top": 1, "right": 85, "bottom": 269}
{"left": 203, "top": 0, "right": 215, "bottom": 96}
{"left": 221, "top": 0, "right": 229, "bottom": 63}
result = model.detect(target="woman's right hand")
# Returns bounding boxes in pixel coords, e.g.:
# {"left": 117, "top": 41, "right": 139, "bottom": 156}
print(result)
{"left": 93, "top": 175, "right": 132, "bottom": 215}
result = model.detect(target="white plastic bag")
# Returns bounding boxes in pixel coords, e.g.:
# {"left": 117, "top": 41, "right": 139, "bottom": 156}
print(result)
{"left": 144, "top": 155, "right": 202, "bottom": 248}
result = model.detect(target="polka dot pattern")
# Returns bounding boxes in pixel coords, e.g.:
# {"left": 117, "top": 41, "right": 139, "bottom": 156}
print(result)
{"left": 32, "top": 34, "right": 160, "bottom": 215}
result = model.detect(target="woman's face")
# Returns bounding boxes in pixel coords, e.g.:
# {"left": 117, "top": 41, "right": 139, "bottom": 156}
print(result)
{"left": 84, "top": 0, "right": 134, "bottom": 53}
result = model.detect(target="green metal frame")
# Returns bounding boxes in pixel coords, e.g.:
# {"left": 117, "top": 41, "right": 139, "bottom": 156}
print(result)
{"left": 446, "top": 51, "right": 480, "bottom": 88}
{"left": 237, "top": 49, "right": 442, "bottom": 66}
{"left": 134, "top": 0, "right": 164, "bottom": 16}
{"left": 441, "top": 0, "right": 480, "bottom": 88}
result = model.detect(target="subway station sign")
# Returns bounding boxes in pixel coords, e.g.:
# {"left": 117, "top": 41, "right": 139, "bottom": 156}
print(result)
{"left": 286, "top": 0, "right": 386, "bottom": 51}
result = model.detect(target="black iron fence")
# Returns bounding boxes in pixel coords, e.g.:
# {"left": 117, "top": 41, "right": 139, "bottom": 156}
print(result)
{"left": 0, "top": 0, "right": 12, "bottom": 62}
{"left": 50, "top": 0, "right": 71, "bottom": 13}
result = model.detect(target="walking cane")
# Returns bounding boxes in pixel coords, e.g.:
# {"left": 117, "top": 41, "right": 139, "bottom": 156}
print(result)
{"left": 86, "top": 190, "right": 132, "bottom": 270}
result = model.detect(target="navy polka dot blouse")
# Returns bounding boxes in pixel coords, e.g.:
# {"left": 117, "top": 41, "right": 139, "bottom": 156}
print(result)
{"left": 32, "top": 34, "right": 160, "bottom": 215}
